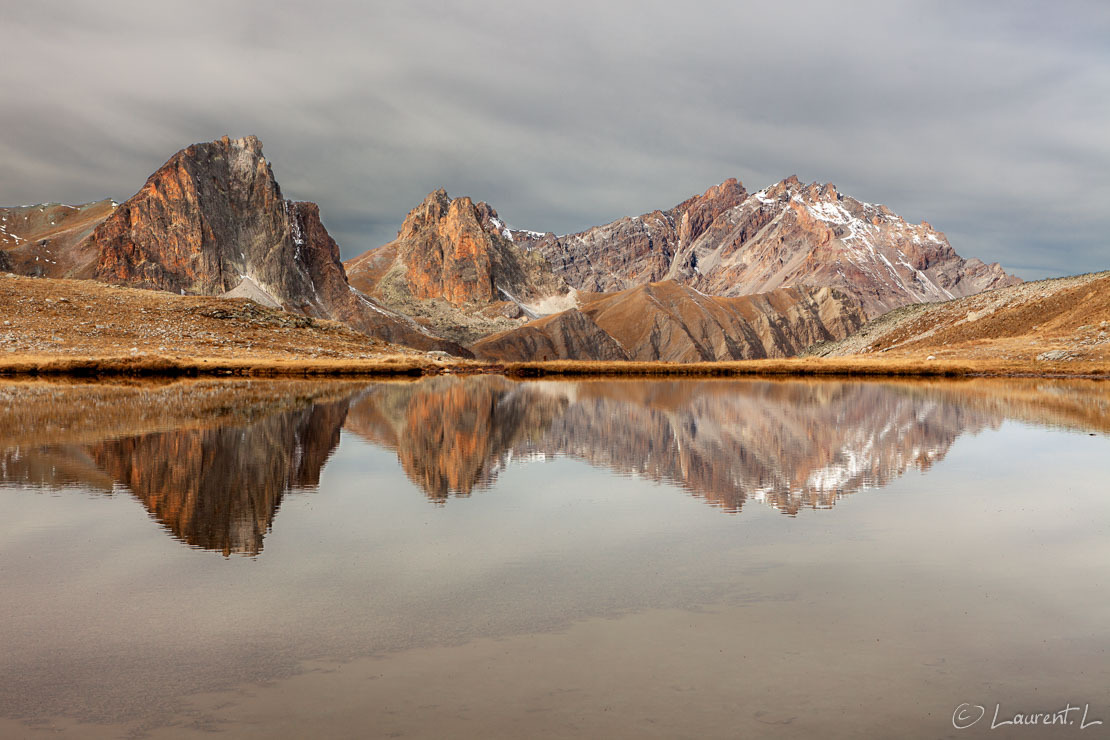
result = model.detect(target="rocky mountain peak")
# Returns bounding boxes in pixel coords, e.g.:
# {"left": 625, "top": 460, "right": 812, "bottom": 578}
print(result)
{"left": 671, "top": 177, "right": 749, "bottom": 246}
{"left": 780, "top": 174, "right": 803, "bottom": 190}
{"left": 344, "top": 190, "right": 573, "bottom": 344}
{"left": 91, "top": 135, "right": 309, "bottom": 301}
{"left": 398, "top": 188, "right": 453, "bottom": 239}
{"left": 473, "top": 201, "right": 508, "bottom": 237}
{"left": 530, "top": 175, "right": 1020, "bottom": 317}
{"left": 221, "top": 133, "right": 262, "bottom": 152}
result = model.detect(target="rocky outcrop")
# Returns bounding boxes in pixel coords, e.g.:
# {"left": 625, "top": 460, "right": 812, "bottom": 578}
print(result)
{"left": 345, "top": 189, "right": 575, "bottom": 344}
{"left": 388, "top": 189, "right": 568, "bottom": 306}
{"left": 519, "top": 177, "right": 1019, "bottom": 318}
{"left": 84, "top": 136, "right": 463, "bottom": 354}
{"left": 94, "top": 137, "right": 304, "bottom": 301}
{"left": 472, "top": 280, "right": 865, "bottom": 362}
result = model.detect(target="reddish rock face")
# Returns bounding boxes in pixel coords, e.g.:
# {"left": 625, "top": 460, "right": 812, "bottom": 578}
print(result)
{"left": 397, "top": 190, "right": 499, "bottom": 304}
{"left": 472, "top": 279, "right": 866, "bottom": 362}
{"left": 346, "top": 188, "right": 570, "bottom": 308}
{"left": 94, "top": 136, "right": 296, "bottom": 299}
{"left": 84, "top": 136, "right": 465, "bottom": 354}
{"left": 344, "top": 189, "right": 573, "bottom": 345}
{"left": 520, "top": 176, "right": 1020, "bottom": 318}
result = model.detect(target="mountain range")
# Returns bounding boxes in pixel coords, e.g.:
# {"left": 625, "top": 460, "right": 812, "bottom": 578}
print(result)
{"left": 0, "top": 135, "right": 1023, "bottom": 362}
{"left": 509, "top": 176, "right": 1018, "bottom": 317}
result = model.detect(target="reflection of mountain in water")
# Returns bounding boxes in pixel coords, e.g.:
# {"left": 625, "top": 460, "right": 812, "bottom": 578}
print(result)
{"left": 93, "top": 400, "right": 348, "bottom": 555}
{"left": 344, "top": 378, "right": 1110, "bottom": 514}
{"left": 345, "top": 379, "right": 999, "bottom": 513}
{"left": 344, "top": 377, "right": 564, "bottom": 501}
{"left": 2, "top": 377, "right": 1107, "bottom": 552}
{"left": 537, "top": 383, "right": 995, "bottom": 513}
{"left": 0, "top": 396, "right": 350, "bottom": 555}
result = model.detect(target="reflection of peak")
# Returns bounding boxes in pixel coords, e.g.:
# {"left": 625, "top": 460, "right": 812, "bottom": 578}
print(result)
{"left": 88, "top": 399, "right": 349, "bottom": 555}
{"left": 344, "top": 376, "right": 566, "bottom": 500}
{"left": 0, "top": 386, "right": 354, "bottom": 556}
{"left": 526, "top": 382, "right": 985, "bottom": 514}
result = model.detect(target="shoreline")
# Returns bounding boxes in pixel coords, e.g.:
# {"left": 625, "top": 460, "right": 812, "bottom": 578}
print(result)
{"left": 1, "top": 353, "right": 1107, "bottom": 380}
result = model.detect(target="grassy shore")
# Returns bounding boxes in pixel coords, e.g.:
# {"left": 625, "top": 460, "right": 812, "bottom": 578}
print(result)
{"left": 2, "top": 352, "right": 1107, "bottom": 379}
{"left": 494, "top": 356, "right": 1110, "bottom": 379}
{"left": 0, "top": 352, "right": 439, "bottom": 378}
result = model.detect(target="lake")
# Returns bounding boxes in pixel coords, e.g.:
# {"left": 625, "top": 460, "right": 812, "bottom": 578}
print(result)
{"left": 1, "top": 376, "right": 1108, "bottom": 739}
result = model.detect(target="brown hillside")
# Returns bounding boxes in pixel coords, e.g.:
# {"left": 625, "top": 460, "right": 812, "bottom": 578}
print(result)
{"left": 0, "top": 274, "right": 422, "bottom": 366}
{"left": 0, "top": 200, "right": 115, "bottom": 278}
{"left": 814, "top": 270, "right": 1110, "bottom": 364}
{"left": 473, "top": 280, "right": 865, "bottom": 362}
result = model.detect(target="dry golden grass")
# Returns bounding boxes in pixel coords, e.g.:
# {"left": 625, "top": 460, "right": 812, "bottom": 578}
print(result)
{"left": 4, "top": 346, "right": 1108, "bottom": 382}
{"left": 0, "top": 352, "right": 442, "bottom": 378}
{"left": 0, "top": 273, "right": 447, "bottom": 377}
{"left": 489, "top": 356, "right": 1110, "bottom": 379}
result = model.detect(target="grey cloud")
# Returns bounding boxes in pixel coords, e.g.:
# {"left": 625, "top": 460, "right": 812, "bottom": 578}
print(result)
{"left": 1, "top": 0, "right": 1107, "bottom": 279}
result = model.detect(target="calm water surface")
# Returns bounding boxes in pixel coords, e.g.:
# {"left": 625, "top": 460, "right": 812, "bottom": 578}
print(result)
{"left": 0, "top": 376, "right": 1108, "bottom": 739}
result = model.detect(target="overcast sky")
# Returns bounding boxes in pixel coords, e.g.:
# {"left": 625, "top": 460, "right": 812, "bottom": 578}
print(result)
{"left": 3, "top": 1, "right": 1108, "bottom": 279}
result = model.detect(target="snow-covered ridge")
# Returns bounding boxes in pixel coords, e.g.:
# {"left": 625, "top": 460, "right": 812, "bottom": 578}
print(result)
{"left": 488, "top": 215, "right": 514, "bottom": 241}
{"left": 727, "top": 180, "right": 960, "bottom": 305}
{"left": 488, "top": 213, "right": 548, "bottom": 243}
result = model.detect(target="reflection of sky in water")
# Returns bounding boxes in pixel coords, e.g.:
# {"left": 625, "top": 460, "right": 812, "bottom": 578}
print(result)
{"left": 0, "top": 380, "right": 1108, "bottom": 734}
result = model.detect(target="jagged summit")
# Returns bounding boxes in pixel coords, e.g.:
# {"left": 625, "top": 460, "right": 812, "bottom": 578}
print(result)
{"left": 507, "top": 177, "right": 749, "bottom": 293}
{"left": 349, "top": 187, "right": 569, "bottom": 306}
{"left": 92, "top": 135, "right": 315, "bottom": 304}
{"left": 344, "top": 188, "right": 574, "bottom": 344}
